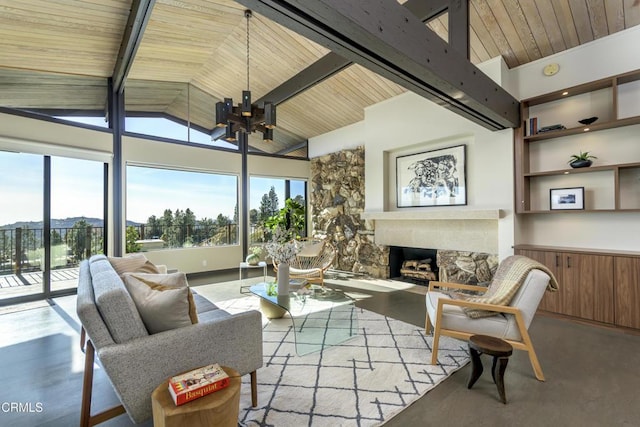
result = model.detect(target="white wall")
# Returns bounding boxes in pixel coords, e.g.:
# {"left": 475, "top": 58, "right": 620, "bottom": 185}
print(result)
{"left": 308, "top": 121, "right": 365, "bottom": 158}
{"left": 0, "top": 113, "right": 112, "bottom": 156}
{"left": 510, "top": 25, "right": 640, "bottom": 100}
{"left": 363, "top": 92, "right": 514, "bottom": 260}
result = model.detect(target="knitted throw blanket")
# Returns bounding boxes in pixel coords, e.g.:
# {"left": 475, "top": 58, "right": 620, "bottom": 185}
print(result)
{"left": 454, "top": 255, "right": 559, "bottom": 319}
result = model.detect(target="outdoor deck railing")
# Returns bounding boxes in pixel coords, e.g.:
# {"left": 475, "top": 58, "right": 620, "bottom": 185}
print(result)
{"left": 0, "top": 223, "right": 240, "bottom": 275}
{"left": 0, "top": 226, "right": 105, "bottom": 275}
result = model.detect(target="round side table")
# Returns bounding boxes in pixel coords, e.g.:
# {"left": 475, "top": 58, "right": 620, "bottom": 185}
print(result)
{"left": 151, "top": 365, "right": 241, "bottom": 427}
{"left": 467, "top": 334, "right": 513, "bottom": 404}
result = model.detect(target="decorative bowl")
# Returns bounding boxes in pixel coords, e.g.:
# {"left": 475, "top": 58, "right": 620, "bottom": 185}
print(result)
{"left": 578, "top": 116, "right": 598, "bottom": 125}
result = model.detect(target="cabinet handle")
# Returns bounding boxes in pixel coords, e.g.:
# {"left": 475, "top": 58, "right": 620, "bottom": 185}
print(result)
{"left": 555, "top": 255, "right": 560, "bottom": 268}
{"left": 567, "top": 256, "right": 571, "bottom": 268}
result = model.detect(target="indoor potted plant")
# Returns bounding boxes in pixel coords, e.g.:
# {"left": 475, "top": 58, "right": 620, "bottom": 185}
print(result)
{"left": 245, "top": 246, "right": 263, "bottom": 266}
{"left": 568, "top": 151, "right": 597, "bottom": 168}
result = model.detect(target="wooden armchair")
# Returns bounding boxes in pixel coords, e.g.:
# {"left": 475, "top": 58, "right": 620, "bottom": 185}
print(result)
{"left": 274, "top": 239, "right": 336, "bottom": 285}
{"left": 425, "top": 268, "right": 551, "bottom": 381}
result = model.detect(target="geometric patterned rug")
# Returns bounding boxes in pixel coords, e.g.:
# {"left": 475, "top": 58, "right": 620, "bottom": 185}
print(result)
{"left": 217, "top": 297, "right": 469, "bottom": 426}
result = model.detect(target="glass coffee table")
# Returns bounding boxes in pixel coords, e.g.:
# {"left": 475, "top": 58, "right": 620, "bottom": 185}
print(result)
{"left": 249, "top": 283, "right": 359, "bottom": 355}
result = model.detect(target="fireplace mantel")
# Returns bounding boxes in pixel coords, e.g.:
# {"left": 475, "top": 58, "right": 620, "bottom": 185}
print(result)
{"left": 361, "top": 209, "right": 503, "bottom": 254}
{"left": 361, "top": 209, "right": 502, "bottom": 221}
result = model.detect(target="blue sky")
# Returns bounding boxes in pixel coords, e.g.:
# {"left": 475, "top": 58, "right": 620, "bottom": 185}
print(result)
{"left": 1, "top": 131, "right": 305, "bottom": 226}
{"left": 0, "top": 154, "right": 104, "bottom": 226}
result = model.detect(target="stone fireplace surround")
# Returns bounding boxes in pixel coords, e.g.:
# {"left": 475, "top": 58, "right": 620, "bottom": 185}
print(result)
{"left": 390, "top": 246, "right": 499, "bottom": 286}
{"left": 311, "top": 146, "right": 504, "bottom": 281}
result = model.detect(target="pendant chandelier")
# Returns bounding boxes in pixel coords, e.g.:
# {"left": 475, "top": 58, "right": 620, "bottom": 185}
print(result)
{"left": 215, "top": 10, "right": 276, "bottom": 143}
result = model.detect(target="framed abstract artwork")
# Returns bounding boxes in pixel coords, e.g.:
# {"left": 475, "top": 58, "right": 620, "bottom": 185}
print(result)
{"left": 396, "top": 144, "right": 466, "bottom": 208}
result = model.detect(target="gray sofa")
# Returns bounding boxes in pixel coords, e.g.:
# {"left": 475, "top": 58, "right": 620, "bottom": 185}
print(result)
{"left": 76, "top": 255, "right": 262, "bottom": 425}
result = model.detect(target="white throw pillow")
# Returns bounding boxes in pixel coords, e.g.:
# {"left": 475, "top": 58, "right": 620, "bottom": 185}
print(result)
{"left": 122, "top": 272, "right": 198, "bottom": 334}
{"left": 298, "top": 242, "right": 324, "bottom": 257}
{"left": 108, "top": 254, "right": 160, "bottom": 276}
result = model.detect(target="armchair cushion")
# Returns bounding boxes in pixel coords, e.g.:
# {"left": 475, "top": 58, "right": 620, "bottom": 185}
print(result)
{"left": 427, "top": 290, "right": 521, "bottom": 340}
{"left": 427, "top": 268, "right": 552, "bottom": 341}
{"left": 122, "top": 272, "right": 198, "bottom": 334}
{"left": 456, "top": 255, "right": 558, "bottom": 318}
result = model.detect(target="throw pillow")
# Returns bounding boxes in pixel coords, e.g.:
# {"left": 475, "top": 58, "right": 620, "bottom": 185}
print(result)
{"left": 108, "top": 254, "right": 160, "bottom": 276}
{"left": 122, "top": 272, "right": 198, "bottom": 334}
{"left": 298, "top": 241, "right": 324, "bottom": 257}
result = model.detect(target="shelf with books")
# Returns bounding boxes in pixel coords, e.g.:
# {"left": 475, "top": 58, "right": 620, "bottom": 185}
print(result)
{"left": 523, "top": 115, "right": 640, "bottom": 142}
{"left": 515, "top": 68, "right": 640, "bottom": 215}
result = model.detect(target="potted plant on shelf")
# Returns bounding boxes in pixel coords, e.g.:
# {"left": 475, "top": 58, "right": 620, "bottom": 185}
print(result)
{"left": 568, "top": 151, "right": 597, "bottom": 168}
{"left": 245, "top": 246, "right": 263, "bottom": 266}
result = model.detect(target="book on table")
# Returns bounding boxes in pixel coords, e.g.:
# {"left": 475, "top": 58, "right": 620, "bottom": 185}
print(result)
{"left": 168, "top": 363, "right": 230, "bottom": 406}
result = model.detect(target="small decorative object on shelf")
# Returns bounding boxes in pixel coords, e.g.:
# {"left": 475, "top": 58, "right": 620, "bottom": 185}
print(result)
{"left": 568, "top": 151, "right": 597, "bottom": 168}
{"left": 529, "top": 117, "right": 538, "bottom": 135}
{"left": 538, "top": 124, "right": 566, "bottom": 133}
{"left": 578, "top": 116, "right": 598, "bottom": 125}
{"left": 168, "top": 363, "right": 230, "bottom": 406}
{"left": 550, "top": 187, "right": 585, "bottom": 210}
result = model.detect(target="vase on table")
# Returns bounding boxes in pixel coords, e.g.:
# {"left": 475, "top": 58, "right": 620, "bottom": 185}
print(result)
{"left": 277, "top": 262, "right": 290, "bottom": 295}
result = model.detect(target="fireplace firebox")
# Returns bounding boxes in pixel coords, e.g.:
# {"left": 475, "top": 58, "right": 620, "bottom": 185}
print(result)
{"left": 389, "top": 246, "right": 438, "bottom": 285}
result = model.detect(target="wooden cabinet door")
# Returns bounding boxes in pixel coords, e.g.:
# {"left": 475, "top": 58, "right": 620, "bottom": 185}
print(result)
{"left": 615, "top": 257, "right": 640, "bottom": 329}
{"left": 517, "top": 249, "right": 563, "bottom": 313}
{"left": 562, "top": 253, "right": 614, "bottom": 323}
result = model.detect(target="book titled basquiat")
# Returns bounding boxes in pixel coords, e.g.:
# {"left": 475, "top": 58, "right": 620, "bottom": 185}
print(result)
{"left": 168, "top": 363, "right": 230, "bottom": 406}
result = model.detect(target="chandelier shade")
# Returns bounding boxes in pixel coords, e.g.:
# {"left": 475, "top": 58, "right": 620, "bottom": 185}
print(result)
{"left": 214, "top": 10, "right": 276, "bottom": 143}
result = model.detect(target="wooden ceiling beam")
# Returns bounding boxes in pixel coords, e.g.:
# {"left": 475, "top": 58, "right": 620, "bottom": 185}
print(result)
{"left": 112, "top": 0, "right": 156, "bottom": 94}
{"left": 256, "top": 0, "right": 449, "bottom": 107}
{"left": 255, "top": 52, "right": 350, "bottom": 106}
{"left": 237, "top": 0, "right": 519, "bottom": 130}
{"left": 275, "top": 140, "right": 308, "bottom": 155}
{"left": 449, "top": 0, "right": 470, "bottom": 59}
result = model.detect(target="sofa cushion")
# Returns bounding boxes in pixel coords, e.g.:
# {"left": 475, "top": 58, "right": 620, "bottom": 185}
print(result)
{"left": 122, "top": 272, "right": 198, "bottom": 334}
{"left": 192, "top": 291, "right": 221, "bottom": 315}
{"left": 89, "top": 255, "right": 149, "bottom": 344}
{"left": 108, "top": 254, "right": 160, "bottom": 276}
{"left": 426, "top": 290, "right": 522, "bottom": 341}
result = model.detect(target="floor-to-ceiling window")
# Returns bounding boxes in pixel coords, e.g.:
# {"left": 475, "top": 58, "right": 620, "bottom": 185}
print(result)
{"left": 0, "top": 152, "right": 105, "bottom": 303}
{"left": 0, "top": 152, "right": 44, "bottom": 301}
{"left": 50, "top": 157, "right": 105, "bottom": 292}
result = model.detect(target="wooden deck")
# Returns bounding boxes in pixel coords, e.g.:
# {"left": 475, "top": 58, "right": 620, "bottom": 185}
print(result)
{"left": 0, "top": 267, "right": 79, "bottom": 288}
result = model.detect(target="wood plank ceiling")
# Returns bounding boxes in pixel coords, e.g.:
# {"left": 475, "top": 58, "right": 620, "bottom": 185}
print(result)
{"left": 0, "top": 0, "right": 639, "bottom": 155}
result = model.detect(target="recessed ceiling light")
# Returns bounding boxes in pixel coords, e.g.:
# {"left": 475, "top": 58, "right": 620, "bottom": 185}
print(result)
{"left": 562, "top": 91, "right": 569, "bottom": 96}
{"left": 584, "top": 128, "right": 590, "bottom": 132}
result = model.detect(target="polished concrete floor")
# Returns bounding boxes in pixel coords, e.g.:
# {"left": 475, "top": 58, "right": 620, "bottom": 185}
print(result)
{"left": 1, "top": 269, "right": 640, "bottom": 426}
